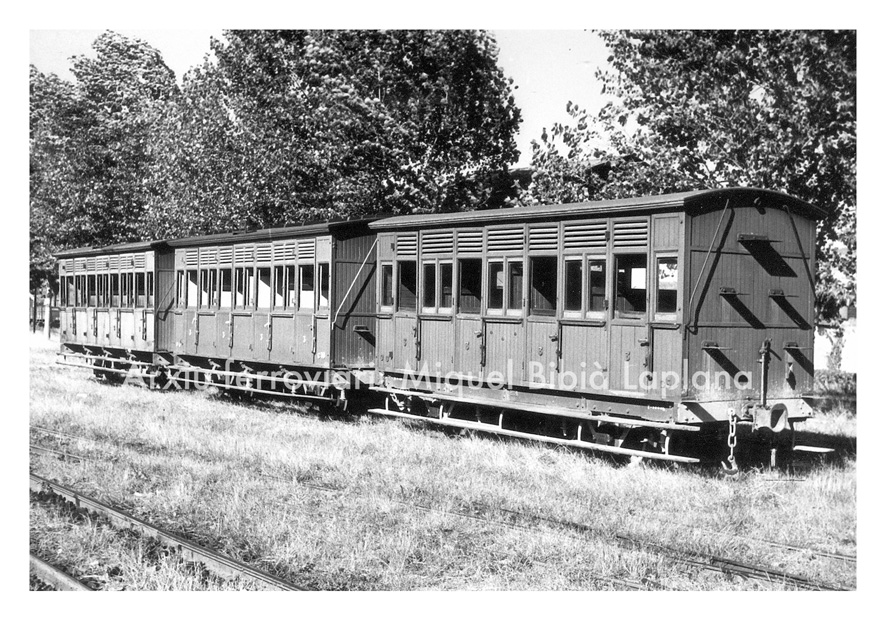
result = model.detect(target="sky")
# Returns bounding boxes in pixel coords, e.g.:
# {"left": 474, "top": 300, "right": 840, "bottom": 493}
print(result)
{"left": 29, "top": 29, "right": 612, "bottom": 168}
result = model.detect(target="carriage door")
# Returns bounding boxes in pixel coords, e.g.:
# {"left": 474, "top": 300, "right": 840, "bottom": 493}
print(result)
{"left": 559, "top": 220, "right": 610, "bottom": 390}
{"left": 649, "top": 214, "right": 684, "bottom": 400}
{"left": 391, "top": 234, "right": 418, "bottom": 371}
{"left": 294, "top": 239, "right": 317, "bottom": 365}
{"left": 524, "top": 224, "right": 559, "bottom": 387}
{"left": 313, "top": 237, "right": 332, "bottom": 365}
{"left": 608, "top": 219, "right": 651, "bottom": 393}
{"left": 453, "top": 231, "right": 484, "bottom": 378}
{"left": 253, "top": 243, "right": 273, "bottom": 362}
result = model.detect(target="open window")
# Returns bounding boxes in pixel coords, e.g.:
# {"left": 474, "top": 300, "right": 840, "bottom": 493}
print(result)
{"left": 87, "top": 275, "right": 97, "bottom": 307}
{"left": 147, "top": 272, "right": 154, "bottom": 307}
{"left": 458, "top": 259, "right": 481, "bottom": 314}
{"left": 655, "top": 256, "right": 678, "bottom": 320}
{"left": 614, "top": 254, "right": 646, "bottom": 318}
{"left": 487, "top": 261, "right": 504, "bottom": 312}
{"left": 529, "top": 257, "right": 557, "bottom": 317}
{"left": 285, "top": 265, "right": 296, "bottom": 309}
{"left": 111, "top": 273, "right": 121, "bottom": 308}
{"left": 299, "top": 264, "right": 314, "bottom": 310}
{"left": 186, "top": 270, "right": 198, "bottom": 309}
{"left": 235, "top": 267, "right": 252, "bottom": 309}
{"left": 257, "top": 267, "right": 272, "bottom": 309}
{"left": 273, "top": 265, "right": 286, "bottom": 309}
{"left": 136, "top": 272, "right": 146, "bottom": 307}
{"left": 397, "top": 261, "right": 417, "bottom": 312}
{"left": 219, "top": 269, "right": 232, "bottom": 308}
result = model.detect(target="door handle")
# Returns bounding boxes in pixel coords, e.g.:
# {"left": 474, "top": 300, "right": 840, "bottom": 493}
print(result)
{"left": 638, "top": 338, "right": 649, "bottom": 346}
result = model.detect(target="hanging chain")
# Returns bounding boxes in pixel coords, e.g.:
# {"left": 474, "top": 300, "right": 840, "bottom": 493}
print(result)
{"left": 726, "top": 407, "right": 738, "bottom": 471}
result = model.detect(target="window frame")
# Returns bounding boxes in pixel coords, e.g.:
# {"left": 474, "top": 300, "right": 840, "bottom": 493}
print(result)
{"left": 420, "top": 259, "right": 454, "bottom": 315}
{"left": 456, "top": 258, "right": 482, "bottom": 315}
{"left": 612, "top": 252, "right": 648, "bottom": 320}
{"left": 653, "top": 253, "right": 679, "bottom": 321}
{"left": 379, "top": 262, "right": 394, "bottom": 312}
{"left": 528, "top": 255, "right": 558, "bottom": 318}
{"left": 395, "top": 259, "right": 418, "bottom": 313}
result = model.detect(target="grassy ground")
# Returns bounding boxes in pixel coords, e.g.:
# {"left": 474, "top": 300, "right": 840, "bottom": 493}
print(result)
{"left": 29, "top": 334, "right": 856, "bottom": 590}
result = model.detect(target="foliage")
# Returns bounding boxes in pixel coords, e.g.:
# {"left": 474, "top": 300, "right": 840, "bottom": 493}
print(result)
{"left": 525, "top": 30, "right": 856, "bottom": 322}
{"left": 30, "top": 31, "right": 178, "bottom": 290}
{"left": 142, "top": 30, "right": 521, "bottom": 238}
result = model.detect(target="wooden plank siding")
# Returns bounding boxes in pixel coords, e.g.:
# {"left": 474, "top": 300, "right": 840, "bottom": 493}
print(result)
{"left": 685, "top": 201, "right": 817, "bottom": 401}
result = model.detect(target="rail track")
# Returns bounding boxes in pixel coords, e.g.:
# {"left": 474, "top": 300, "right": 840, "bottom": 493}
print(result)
{"left": 29, "top": 473, "right": 306, "bottom": 591}
{"left": 31, "top": 423, "right": 856, "bottom": 567}
{"left": 260, "top": 472, "right": 849, "bottom": 591}
{"left": 30, "top": 554, "right": 93, "bottom": 591}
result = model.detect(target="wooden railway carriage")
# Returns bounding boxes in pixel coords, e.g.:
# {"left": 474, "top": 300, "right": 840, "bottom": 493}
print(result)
{"left": 367, "top": 188, "right": 825, "bottom": 463}
{"left": 56, "top": 241, "right": 164, "bottom": 379}
{"left": 157, "top": 220, "right": 378, "bottom": 403}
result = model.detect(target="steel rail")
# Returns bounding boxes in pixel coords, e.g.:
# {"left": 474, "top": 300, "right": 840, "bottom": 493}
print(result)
{"left": 265, "top": 472, "right": 849, "bottom": 591}
{"left": 30, "top": 554, "right": 93, "bottom": 591}
{"left": 30, "top": 444, "right": 94, "bottom": 462}
{"left": 29, "top": 474, "right": 306, "bottom": 591}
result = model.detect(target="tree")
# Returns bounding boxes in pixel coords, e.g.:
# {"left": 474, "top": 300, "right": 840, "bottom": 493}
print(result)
{"left": 525, "top": 30, "right": 856, "bottom": 322}
{"left": 30, "top": 31, "right": 178, "bottom": 289}
{"left": 143, "top": 29, "right": 522, "bottom": 239}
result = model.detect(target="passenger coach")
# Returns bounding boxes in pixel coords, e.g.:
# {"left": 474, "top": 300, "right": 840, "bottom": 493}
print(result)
{"left": 157, "top": 220, "right": 378, "bottom": 405}
{"left": 367, "top": 188, "right": 825, "bottom": 464}
{"left": 56, "top": 240, "right": 165, "bottom": 381}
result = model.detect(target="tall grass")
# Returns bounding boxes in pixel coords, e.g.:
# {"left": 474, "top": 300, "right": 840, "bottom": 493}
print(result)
{"left": 29, "top": 336, "right": 856, "bottom": 590}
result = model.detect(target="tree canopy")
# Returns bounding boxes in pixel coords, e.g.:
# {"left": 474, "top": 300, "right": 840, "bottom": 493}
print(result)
{"left": 142, "top": 29, "right": 522, "bottom": 238}
{"left": 525, "top": 30, "right": 856, "bottom": 322}
{"left": 30, "top": 30, "right": 522, "bottom": 290}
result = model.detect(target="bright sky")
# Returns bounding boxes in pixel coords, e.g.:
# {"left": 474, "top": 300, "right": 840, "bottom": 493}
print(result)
{"left": 29, "top": 29, "right": 611, "bottom": 168}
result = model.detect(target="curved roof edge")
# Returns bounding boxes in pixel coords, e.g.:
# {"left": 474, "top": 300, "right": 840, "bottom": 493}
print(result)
{"left": 54, "top": 240, "right": 167, "bottom": 259}
{"left": 54, "top": 217, "right": 380, "bottom": 258}
{"left": 369, "top": 187, "right": 827, "bottom": 230}
{"left": 165, "top": 217, "right": 379, "bottom": 248}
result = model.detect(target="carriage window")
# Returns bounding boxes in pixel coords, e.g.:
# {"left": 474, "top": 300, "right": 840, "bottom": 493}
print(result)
{"left": 422, "top": 263, "right": 437, "bottom": 311}
{"left": 656, "top": 257, "right": 678, "bottom": 318}
{"left": 508, "top": 261, "right": 524, "bottom": 313}
{"left": 121, "top": 272, "right": 129, "bottom": 307}
{"left": 111, "top": 273, "right": 121, "bottom": 307}
{"left": 186, "top": 270, "right": 198, "bottom": 309}
{"left": 147, "top": 272, "right": 154, "bottom": 307}
{"left": 176, "top": 271, "right": 185, "bottom": 308}
{"left": 219, "top": 269, "right": 232, "bottom": 308}
{"left": 381, "top": 263, "right": 394, "bottom": 309}
{"left": 318, "top": 263, "right": 330, "bottom": 309}
{"left": 86, "top": 275, "right": 95, "bottom": 307}
{"left": 488, "top": 261, "right": 504, "bottom": 311}
{"left": 299, "top": 264, "right": 315, "bottom": 309}
{"left": 136, "top": 272, "right": 146, "bottom": 307}
{"left": 285, "top": 266, "right": 296, "bottom": 308}
{"left": 66, "top": 276, "right": 75, "bottom": 307}
{"left": 273, "top": 265, "right": 286, "bottom": 309}
{"left": 199, "top": 269, "right": 211, "bottom": 308}
{"left": 397, "top": 261, "right": 417, "bottom": 311}
{"left": 614, "top": 254, "right": 646, "bottom": 317}
{"left": 588, "top": 259, "right": 606, "bottom": 315}
{"left": 96, "top": 274, "right": 105, "bottom": 307}
{"left": 565, "top": 260, "right": 582, "bottom": 313}
{"left": 458, "top": 259, "right": 481, "bottom": 314}
{"left": 219, "top": 268, "right": 233, "bottom": 308}
{"left": 125, "top": 272, "right": 135, "bottom": 307}
{"left": 440, "top": 262, "right": 453, "bottom": 311}
{"left": 234, "top": 267, "right": 251, "bottom": 308}
{"left": 257, "top": 267, "right": 272, "bottom": 309}
{"left": 529, "top": 257, "right": 557, "bottom": 316}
